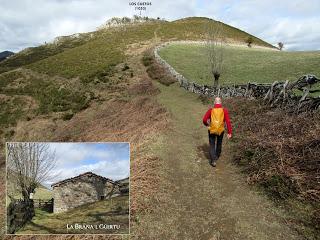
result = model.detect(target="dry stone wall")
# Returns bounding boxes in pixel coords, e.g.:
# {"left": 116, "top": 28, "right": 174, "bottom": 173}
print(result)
{"left": 7, "top": 199, "right": 34, "bottom": 234}
{"left": 154, "top": 42, "right": 253, "bottom": 98}
{"left": 154, "top": 42, "right": 320, "bottom": 112}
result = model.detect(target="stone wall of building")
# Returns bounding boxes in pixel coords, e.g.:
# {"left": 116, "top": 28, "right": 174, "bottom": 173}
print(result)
{"left": 116, "top": 177, "right": 129, "bottom": 195}
{"left": 52, "top": 173, "right": 130, "bottom": 213}
{"left": 53, "top": 174, "right": 108, "bottom": 213}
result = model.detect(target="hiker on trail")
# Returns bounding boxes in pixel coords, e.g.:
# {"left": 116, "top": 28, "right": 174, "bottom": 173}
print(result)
{"left": 202, "top": 97, "right": 232, "bottom": 167}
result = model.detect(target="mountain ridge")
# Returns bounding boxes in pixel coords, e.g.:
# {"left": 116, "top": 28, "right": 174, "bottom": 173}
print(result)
{"left": 0, "top": 51, "right": 14, "bottom": 62}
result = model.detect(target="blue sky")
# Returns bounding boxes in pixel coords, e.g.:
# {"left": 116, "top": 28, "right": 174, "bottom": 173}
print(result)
{"left": 45, "top": 142, "right": 130, "bottom": 188}
{"left": 0, "top": 0, "right": 319, "bottom": 52}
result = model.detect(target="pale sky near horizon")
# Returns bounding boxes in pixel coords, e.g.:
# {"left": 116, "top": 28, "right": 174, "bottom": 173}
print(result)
{"left": 0, "top": 0, "right": 319, "bottom": 52}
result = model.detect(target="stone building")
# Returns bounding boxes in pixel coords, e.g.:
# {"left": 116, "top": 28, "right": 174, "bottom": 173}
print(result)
{"left": 51, "top": 172, "right": 121, "bottom": 213}
{"left": 115, "top": 177, "right": 129, "bottom": 194}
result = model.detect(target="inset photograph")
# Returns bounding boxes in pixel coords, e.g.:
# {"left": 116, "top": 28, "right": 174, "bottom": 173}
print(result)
{"left": 6, "top": 142, "right": 130, "bottom": 235}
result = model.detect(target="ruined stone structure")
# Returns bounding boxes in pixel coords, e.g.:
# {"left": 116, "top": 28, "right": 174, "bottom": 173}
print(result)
{"left": 51, "top": 172, "right": 126, "bottom": 213}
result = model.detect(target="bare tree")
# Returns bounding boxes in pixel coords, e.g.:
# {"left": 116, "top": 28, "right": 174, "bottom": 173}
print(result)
{"left": 205, "top": 20, "right": 224, "bottom": 88}
{"left": 278, "top": 42, "right": 284, "bottom": 50}
{"left": 7, "top": 142, "right": 58, "bottom": 201}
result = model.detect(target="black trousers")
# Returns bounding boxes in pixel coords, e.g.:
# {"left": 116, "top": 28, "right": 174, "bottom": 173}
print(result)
{"left": 208, "top": 131, "right": 224, "bottom": 163}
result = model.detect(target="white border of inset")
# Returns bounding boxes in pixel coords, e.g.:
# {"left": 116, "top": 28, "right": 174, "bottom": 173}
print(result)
{"left": 5, "top": 141, "right": 131, "bottom": 236}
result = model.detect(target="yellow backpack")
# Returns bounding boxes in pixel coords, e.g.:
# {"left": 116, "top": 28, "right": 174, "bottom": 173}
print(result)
{"left": 208, "top": 108, "right": 225, "bottom": 135}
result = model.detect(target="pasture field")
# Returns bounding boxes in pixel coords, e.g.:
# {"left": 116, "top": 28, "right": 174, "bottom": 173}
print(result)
{"left": 159, "top": 43, "right": 320, "bottom": 88}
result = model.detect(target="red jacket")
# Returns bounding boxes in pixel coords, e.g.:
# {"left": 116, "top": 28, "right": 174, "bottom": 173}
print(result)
{"left": 202, "top": 104, "right": 232, "bottom": 135}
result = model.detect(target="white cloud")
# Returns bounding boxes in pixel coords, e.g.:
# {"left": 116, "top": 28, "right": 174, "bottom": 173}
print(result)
{"left": 258, "top": 17, "right": 320, "bottom": 50}
{"left": 0, "top": 0, "right": 319, "bottom": 52}
{"left": 48, "top": 158, "right": 129, "bottom": 186}
{"left": 44, "top": 143, "right": 130, "bottom": 187}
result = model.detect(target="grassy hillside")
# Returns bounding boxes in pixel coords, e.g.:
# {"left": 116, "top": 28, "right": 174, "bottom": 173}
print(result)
{"left": 159, "top": 43, "right": 320, "bottom": 86}
{"left": 0, "top": 17, "right": 273, "bottom": 79}
{"left": 16, "top": 195, "right": 129, "bottom": 234}
{"left": 0, "top": 69, "right": 91, "bottom": 133}
{"left": 0, "top": 17, "right": 275, "bottom": 136}
{"left": 0, "top": 32, "right": 95, "bottom": 74}
{"left": 159, "top": 17, "right": 274, "bottom": 47}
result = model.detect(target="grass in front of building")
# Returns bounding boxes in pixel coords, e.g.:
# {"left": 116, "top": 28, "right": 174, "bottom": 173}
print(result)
{"left": 16, "top": 195, "right": 129, "bottom": 234}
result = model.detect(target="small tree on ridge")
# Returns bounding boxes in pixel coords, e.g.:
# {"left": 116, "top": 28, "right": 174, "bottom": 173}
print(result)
{"left": 278, "top": 42, "right": 284, "bottom": 50}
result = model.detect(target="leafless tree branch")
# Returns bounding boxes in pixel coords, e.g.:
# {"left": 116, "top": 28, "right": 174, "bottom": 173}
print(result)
{"left": 205, "top": 20, "right": 225, "bottom": 89}
{"left": 7, "top": 142, "right": 58, "bottom": 201}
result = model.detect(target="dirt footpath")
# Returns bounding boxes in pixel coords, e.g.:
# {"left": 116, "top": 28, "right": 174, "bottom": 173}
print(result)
{"left": 135, "top": 81, "right": 301, "bottom": 240}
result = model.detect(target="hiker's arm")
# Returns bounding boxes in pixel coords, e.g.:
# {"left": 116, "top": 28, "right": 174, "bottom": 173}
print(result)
{"left": 224, "top": 108, "right": 232, "bottom": 135}
{"left": 203, "top": 109, "right": 211, "bottom": 126}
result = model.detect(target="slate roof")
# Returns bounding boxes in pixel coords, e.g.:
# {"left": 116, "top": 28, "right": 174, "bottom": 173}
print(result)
{"left": 51, "top": 171, "right": 114, "bottom": 188}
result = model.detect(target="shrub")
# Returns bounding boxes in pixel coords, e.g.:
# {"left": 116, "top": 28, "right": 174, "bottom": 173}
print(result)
{"left": 246, "top": 37, "right": 253, "bottom": 47}
{"left": 142, "top": 50, "right": 175, "bottom": 86}
{"left": 142, "top": 55, "right": 153, "bottom": 67}
{"left": 62, "top": 112, "right": 74, "bottom": 121}
{"left": 122, "top": 63, "right": 130, "bottom": 71}
{"left": 146, "top": 64, "right": 176, "bottom": 86}
{"left": 228, "top": 98, "right": 320, "bottom": 239}
{"left": 278, "top": 42, "right": 284, "bottom": 50}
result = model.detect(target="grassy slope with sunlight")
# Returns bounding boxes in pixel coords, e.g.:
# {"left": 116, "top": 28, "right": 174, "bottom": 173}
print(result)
{"left": 0, "top": 17, "right": 274, "bottom": 134}
{"left": 17, "top": 195, "right": 129, "bottom": 234}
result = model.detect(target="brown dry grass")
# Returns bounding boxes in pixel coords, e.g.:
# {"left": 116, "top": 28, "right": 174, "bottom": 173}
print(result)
{"left": 128, "top": 77, "right": 160, "bottom": 96}
{"left": 228, "top": 98, "right": 320, "bottom": 201}
{"left": 224, "top": 97, "right": 320, "bottom": 237}
{"left": 142, "top": 50, "right": 176, "bottom": 86}
{"left": 0, "top": 54, "right": 168, "bottom": 239}
{"left": 3, "top": 235, "right": 124, "bottom": 240}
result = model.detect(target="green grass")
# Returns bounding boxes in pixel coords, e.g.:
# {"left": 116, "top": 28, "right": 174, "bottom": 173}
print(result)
{"left": 0, "top": 70, "right": 90, "bottom": 129}
{"left": 159, "top": 44, "right": 320, "bottom": 88}
{"left": 0, "top": 96, "right": 26, "bottom": 131}
{"left": 158, "top": 17, "right": 274, "bottom": 48}
{"left": 17, "top": 23, "right": 158, "bottom": 81}
{"left": 0, "top": 32, "right": 94, "bottom": 74}
{"left": 27, "top": 38, "right": 125, "bottom": 81}
{"left": 16, "top": 195, "right": 129, "bottom": 234}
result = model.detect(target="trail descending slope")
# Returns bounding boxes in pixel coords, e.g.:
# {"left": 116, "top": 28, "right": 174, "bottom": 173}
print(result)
{"left": 136, "top": 82, "right": 301, "bottom": 240}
